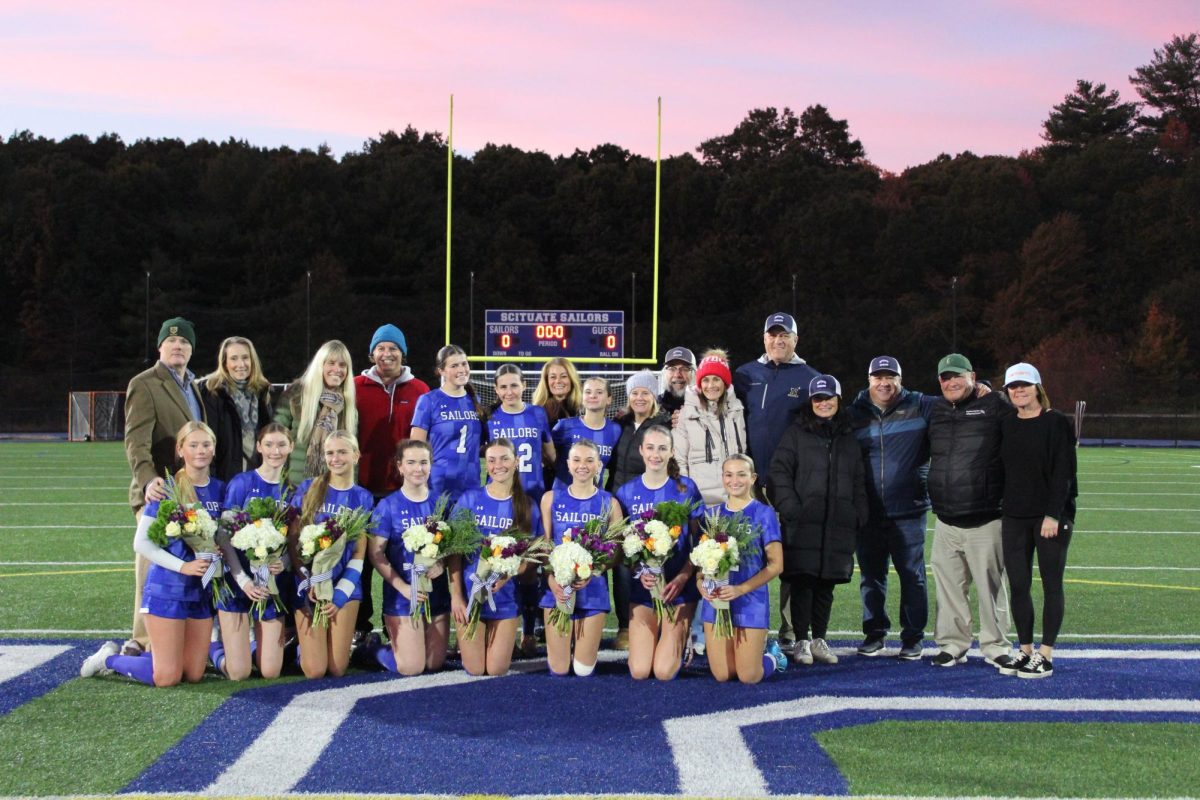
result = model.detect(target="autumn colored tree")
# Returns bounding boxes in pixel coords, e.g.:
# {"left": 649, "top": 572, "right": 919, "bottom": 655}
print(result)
{"left": 1129, "top": 300, "right": 1190, "bottom": 399}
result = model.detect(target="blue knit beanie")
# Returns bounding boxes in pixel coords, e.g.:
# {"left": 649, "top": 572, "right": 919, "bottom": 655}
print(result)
{"left": 369, "top": 324, "right": 408, "bottom": 356}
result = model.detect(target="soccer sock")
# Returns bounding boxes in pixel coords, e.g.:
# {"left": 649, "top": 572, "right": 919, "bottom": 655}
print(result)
{"left": 374, "top": 645, "right": 398, "bottom": 673}
{"left": 762, "top": 653, "right": 776, "bottom": 679}
{"left": 209, "top": 641, "right": 226, "bottom": 675}
{"left": 572, "top": 657, "right": 595, "bottom": 677}
{"left": 108, "top": 653, "right": 155, "bottom": 686}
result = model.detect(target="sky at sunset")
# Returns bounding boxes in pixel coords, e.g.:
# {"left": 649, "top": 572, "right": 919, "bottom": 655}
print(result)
{"left": 1, "top": 1, "right": 1195, "bottom": 172}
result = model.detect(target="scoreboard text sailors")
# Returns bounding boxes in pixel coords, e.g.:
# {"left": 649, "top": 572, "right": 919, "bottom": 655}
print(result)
{"left": 486, "top": 310, "right": 624, "bottom": 360}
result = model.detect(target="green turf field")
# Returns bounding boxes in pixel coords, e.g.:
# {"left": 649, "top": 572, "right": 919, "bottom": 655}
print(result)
{"left": 1, "top": 442, "right": 1197, "bottom": 640}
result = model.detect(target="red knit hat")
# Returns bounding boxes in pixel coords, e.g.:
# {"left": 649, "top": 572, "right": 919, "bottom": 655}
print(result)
{"left": 696, "top": 355, "right": 732, "bottom": 389}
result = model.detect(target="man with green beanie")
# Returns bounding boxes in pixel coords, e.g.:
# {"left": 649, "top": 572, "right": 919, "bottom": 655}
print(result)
{"left": 122, "top": 316, "right": 206, "bottom": 654}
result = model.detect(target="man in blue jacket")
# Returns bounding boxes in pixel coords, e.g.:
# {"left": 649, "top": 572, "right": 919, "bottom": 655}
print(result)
{"left": 848, "top": 356, "right": 936, "bottom": 661}
{"left": 734, "top": 311, "right": 820, "bottom": 652}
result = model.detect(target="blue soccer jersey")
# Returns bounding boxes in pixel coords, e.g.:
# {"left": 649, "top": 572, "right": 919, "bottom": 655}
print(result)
{"left": 615, "top": 474, "right": 705, "bottom": 608}
{"left": 487, "top": 404, "right": 552, "bottom": 500}
{"left": 538, "top": 487, "right": 615, "bottom": 615}
{"left": 551, "top": 416, "right": 622, "bottom": 488}
{"left": 454, "top": 487, "right": 543, "bottom": 621}
{"left": 412, "top": 388, "right": 483, "bottom": 504}
{"left": 373, "top": 488, "right": 451, "bottom": 617}
{"left": 699, "top": 499, "right": 782, "bottom": 630}
{"left": 223, "top": 469, "right": 285, "bottom": 508}
{"left": 143, "top": 478, "right": 226, "bottom": 607}
{"left": 291, "top": 479, "right": 374, "bottom": 605}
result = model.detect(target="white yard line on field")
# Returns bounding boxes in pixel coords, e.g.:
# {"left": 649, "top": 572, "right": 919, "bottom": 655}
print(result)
{"left": 666, "top": 696, "right": 1200, "bottom": 797}
{"left": 0, "top": 502, "right": 128, "bottom": 506}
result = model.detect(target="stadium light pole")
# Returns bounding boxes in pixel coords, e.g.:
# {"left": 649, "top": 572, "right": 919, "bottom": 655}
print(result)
{"left": 951, "top": 276, "right": 958, "bottom": 352}
{"left": 631, "top": 272, "right": 637, "bottom": 358}
{"left": 144, "top": 271, "right": 150, "bottom": 364}
{"left": 469, "top": 271, "right": 475, "bottom": 354}
{"left": 791, "top": 274, "right": 797, "bottom": 319}
{"left": 306, "top": 271, "right": 312, "bottom": 357}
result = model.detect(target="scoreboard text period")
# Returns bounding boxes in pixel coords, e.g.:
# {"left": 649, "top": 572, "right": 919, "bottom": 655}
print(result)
{"left": 485, "top": 310, "right": 624, "bottom": 360}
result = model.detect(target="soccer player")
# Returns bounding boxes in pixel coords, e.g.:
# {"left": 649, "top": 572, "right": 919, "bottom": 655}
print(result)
{"left": 698, "top": 454, "right": 788, "bottom": 684}
{"left": 82, "top": 422, "right": 224, "bottom": 687}
{"left": 411, "top": 345, "right": 484, "bottom": 506}
{"left": 487, "top": 364, "right": 555, "bottom": 502}
{"left": 288, "top": 431, "right": 373, "bottom": 678}
{"left": 211, "top": 423, "right": 294, "bottom": 680}
{"left": 369, "top": 439, "right": 451, "bottom": 676}
{"left": 614, "top": 425, "right": 703, "bottom": 680}
{"left": 539, "top": 440, "right": 624, "bottom": 677}
{"left": 551, "top": 377, "right": 621, "bottom": 489}
{"left": 449, "top": 439, "right": 543, "bottom": 676}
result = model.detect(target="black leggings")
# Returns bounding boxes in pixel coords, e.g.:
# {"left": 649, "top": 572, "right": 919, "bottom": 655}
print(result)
{"left": 1002, "top": 516, "right": 1072, "bottom": 647}
{"left": 784, "top": 574, "right": 838, "bottom": 640}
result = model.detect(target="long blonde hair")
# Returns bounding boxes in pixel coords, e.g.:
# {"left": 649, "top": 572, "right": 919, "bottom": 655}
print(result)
{"left": 204, "top": 336, "right": 270, "bottom": 394}
{"left": 294, "top": 340, "right": 357, "bottom": 447}
{"left": 173, "top": 421, "right": 217, "bottom": 504}
{"left": 533, "top": 358, "right": 581, "bottom": 420}
{"left": 299, "top": 430, "right": 360, "bottom": 525}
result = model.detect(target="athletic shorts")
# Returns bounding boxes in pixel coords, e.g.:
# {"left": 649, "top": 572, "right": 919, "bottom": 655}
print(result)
{"left": 141, "top": 596, "right": 213, "bottom": 620}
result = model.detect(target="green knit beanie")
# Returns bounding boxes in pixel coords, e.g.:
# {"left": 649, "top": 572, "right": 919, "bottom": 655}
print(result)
{"left": 157, "top": 317, "right": 197, "bottom": 349}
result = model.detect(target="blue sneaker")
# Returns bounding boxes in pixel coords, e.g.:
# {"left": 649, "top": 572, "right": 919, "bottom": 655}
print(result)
{"left": 766, "top": 638, "right": 788, "bottom": 672}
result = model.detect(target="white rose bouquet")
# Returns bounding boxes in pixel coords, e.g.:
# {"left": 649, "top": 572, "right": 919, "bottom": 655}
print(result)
{"left": 690, "top": 510, "right": 760, "bottom": 639}
{"left": 546, "top": 537, "right": 594, "bottom": 635}
{"left": 462, "top": 530, "right": 552, "bottom": 640}
{"left": 400, "top": 495, "right": 482, "bottom": 626}
{"left": 146, "top": 472, "right": 225, "bottom": 604}
{"left": 296, "top": 505, "right": 374, "bottom": 628}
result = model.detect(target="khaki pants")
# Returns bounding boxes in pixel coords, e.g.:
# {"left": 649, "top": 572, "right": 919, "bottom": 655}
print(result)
{"left": 931, "top": 517, "right": 1010, "bottom": 659}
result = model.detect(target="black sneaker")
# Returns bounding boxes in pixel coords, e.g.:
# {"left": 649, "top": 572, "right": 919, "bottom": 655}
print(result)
{"left": 931, "top": 650, "right": 966, "bottom": 667}
{"left": 1017, "top": 652, "right": 1053, "bottom": 679}
{"left": 897, "top": 639, "right": 923, "bottom": 661}
{"left": 857, "top": 635, "right": 886, "bottom": 657}
{"left": 994, "top": 651, "right": 1030, "bottom": 676}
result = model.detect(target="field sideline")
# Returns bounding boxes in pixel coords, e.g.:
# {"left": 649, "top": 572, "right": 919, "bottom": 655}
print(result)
{"left": 0, "top": 442, "right": 1198, "bottom": 798}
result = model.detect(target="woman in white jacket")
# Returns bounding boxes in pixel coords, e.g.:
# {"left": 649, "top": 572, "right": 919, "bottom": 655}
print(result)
{"left": 674, "top": 350, "right": 746, "bottom": 506}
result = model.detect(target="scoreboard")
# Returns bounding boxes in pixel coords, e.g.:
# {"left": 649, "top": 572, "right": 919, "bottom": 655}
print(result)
{"left": 485, "top": 310, "right": 624, "bottom": 360}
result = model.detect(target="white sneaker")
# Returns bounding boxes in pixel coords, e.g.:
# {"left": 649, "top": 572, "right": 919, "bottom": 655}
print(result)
{"left": 80, "top": 641, "right": 119, "bottom": 677}
{"left": 792, "top": 639, "right": 813, "bottom": 665}
{"left": 811, "top": 638, "right": 839, "bottom": 664}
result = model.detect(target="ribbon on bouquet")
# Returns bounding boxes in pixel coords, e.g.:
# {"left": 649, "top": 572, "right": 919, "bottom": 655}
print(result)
{"left": 251, "top": 563, "right": 272, "bottom": 589}
{"left": 297, "top": 567, "right": 332, "bottom": 595}
{"left": 196, "top": 551, "right": 222, "bottom": 588}
{"left": 633, "top": 563, "right": 663, "bottom": 581}
{"left": 466, "top": 570, "right": 500, "bottom": 617}
{"left": 702, "top": 575, "right": 730, "bottom": 597}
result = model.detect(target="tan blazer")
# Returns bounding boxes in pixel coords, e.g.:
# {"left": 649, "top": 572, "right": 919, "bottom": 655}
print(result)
{"left": 125, "top": 361, "right": 206, "bottom": 511}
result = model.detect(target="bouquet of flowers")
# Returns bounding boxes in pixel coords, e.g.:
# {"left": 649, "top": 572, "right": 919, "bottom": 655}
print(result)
{"left": 462, "top": 530, "right": 552, "bottom": 640}
{"left": 297, "top": 505, "right": 374, "bottom": 628}
{"left": 146, "top": 472, "right": 226, "bottom": 604}
{"left": 690, "top": 510, "right": 761, "bottom": 639}
{"left": 221, "top": 495, "right": 295, "bottom": 617}
{"left": 621, "top": 499, "right": 699, "bottom": 623}
{"left": 400, "top": 495, "right": 482, "bottom": 625}
{"left": 546, "top": 517, "right": 624, "bottom": 635}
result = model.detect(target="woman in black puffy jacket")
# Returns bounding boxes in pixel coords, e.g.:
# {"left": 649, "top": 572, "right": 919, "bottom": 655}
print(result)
{"left": 769, "top": 374, "right": 867, "bottom": 666}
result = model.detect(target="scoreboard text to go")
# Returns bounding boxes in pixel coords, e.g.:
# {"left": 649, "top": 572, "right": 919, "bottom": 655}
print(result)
{"left": 485, "top": 310, "right": 625, "bottom": 360}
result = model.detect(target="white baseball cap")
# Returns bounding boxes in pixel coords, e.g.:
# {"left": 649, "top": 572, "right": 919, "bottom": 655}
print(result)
{"left": 1003, "top": 362, "right": 1042, "bottom": 387}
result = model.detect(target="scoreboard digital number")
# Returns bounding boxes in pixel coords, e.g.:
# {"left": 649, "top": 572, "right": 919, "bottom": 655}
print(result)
{"left": 485, "top": 310, "right": 624, "bottom": 360}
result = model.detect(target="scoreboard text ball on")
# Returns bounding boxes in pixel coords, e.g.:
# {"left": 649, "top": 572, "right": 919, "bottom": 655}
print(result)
{"left": 486, "top": 310, "right": 625, "bottom": 360}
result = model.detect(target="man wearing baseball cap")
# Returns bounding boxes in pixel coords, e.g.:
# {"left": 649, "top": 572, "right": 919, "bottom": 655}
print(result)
{"left": 734, "top": 311, "right": 820, "bottom": 651}
{"left": 848, "top": 356, "right": 938, "bottom": 660}
{"left": 123, "top": 316, "right": 207, "bottom": 655}
{"left": 355, "top": 323, "right": 430, "bottom": 643}
{"left": 659, "top": 346, "right": 696, "bottom": 416}
{"left": 926, "top": 353, "right": 1016, "bottom": 669}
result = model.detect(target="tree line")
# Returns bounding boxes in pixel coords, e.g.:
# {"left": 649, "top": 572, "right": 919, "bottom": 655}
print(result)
{"left": 2, "top": 33, "right": 1197, "bottom": 430}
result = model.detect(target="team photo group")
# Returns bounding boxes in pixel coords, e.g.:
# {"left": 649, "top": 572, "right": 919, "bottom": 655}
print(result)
{"left": 79, "top": 309, "right": 1078, "bottom": 689}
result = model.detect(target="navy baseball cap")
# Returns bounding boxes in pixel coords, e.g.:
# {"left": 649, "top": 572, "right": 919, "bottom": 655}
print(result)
{"left": 869, "top": 356, "right": 901, "bottom": 376}
{"left": 764, "top": 312, "right": 798, "bottom": 335}
{"left": 808, "top": 374, "right": 842, "bottom": 399}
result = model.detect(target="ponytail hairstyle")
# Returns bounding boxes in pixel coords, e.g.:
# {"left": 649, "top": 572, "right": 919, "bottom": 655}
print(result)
{"left": 256, "top": 422, "right": 293, "bottom": 444}
{"left": 485, "top": 439, "right": 532, "bottom": 533}
{"left": 173, "top": 421, "right": 217, "bottom": 505}
{"left": 490, "top": 363, "right": 525, "bottom": 417}
{"left": 533, "top": 357, "right": 581, "bottom": 422}
{"left": 436, "top": 344, "right": 485, "bottom": 420}
{"left": 299, "top": 430, "right": 359, "bottom": 526}
{"left": 722, "top": 452, "right": 769, "bottom": 505}
{"left": 642, "top": 424, "right": 687, "bottom": 493}
{"left": 580, "top": 376, "right": 612, "bottom": 416}
{"left": 391, "top": 438, "right": 433, "bottom": 487}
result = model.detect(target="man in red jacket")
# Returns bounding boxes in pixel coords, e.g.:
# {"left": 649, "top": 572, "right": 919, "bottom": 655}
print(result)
{"left": 354, "top": 324, "right": 430, "bottom": 641}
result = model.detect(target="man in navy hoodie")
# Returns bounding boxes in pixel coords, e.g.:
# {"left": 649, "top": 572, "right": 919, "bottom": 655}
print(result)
{"left": 734, "top": 311, "right": 820, "bottom": 652}
{"left": 848, "top": 356, "right": 937, "bottom": 661}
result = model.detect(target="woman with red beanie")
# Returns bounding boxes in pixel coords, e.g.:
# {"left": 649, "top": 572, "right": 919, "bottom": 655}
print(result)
{"left": 674, "top": 349, "right": 746, "bottom": 506}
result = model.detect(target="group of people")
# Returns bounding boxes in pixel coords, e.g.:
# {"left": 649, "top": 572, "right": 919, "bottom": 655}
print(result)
{"left": 80, "top": 310, "right": 1077, "bottom": 687}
